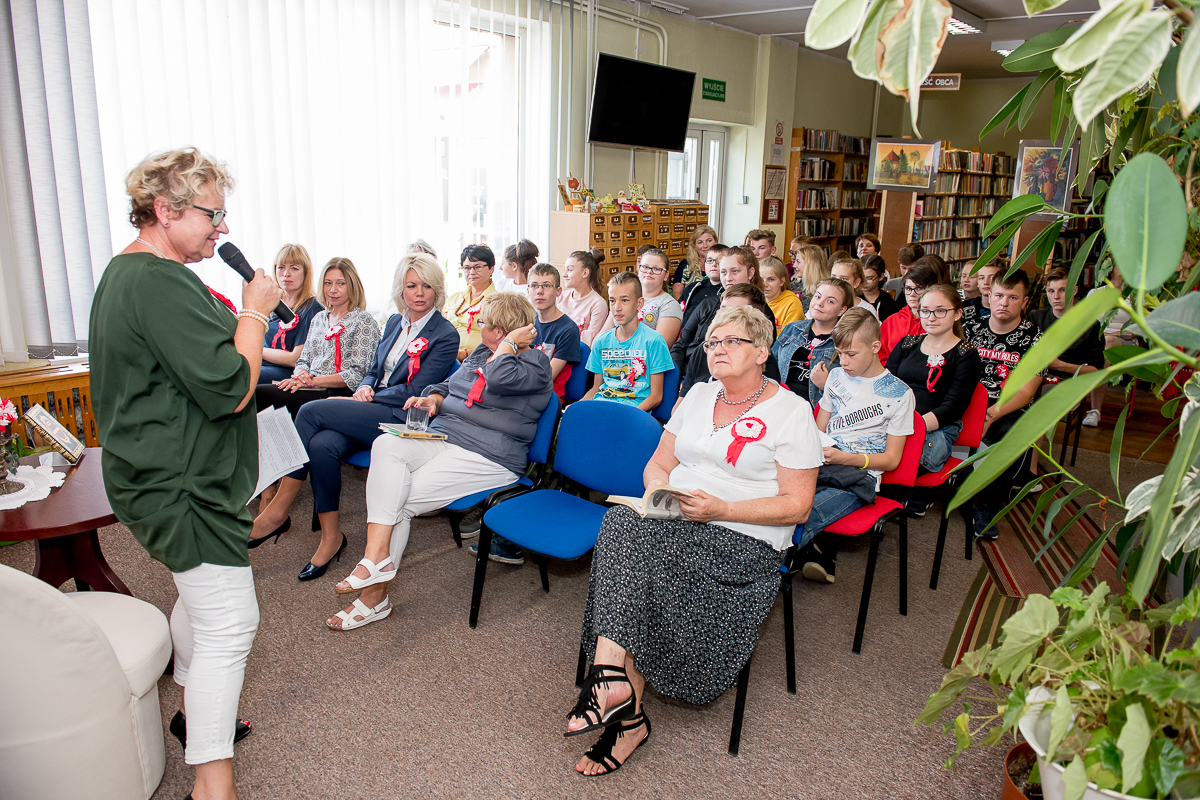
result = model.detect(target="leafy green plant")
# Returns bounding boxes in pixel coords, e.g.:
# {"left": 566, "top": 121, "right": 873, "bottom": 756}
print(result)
{"left": 803, "top": 0, "right": 1200, "bottom": 607}
{"left": 918, "top": 582, "right": 1200, "bottom": 799}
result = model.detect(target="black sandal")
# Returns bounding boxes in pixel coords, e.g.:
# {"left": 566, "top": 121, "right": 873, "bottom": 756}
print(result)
{"left": 578, "top": 710, "right": 651, "bottom": 777}
{"left": 564, "top": 663, "right": 637, "bottom": 738}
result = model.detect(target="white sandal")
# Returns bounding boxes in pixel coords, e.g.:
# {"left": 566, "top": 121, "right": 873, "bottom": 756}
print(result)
{"left": 326, "top": 597, "right": 392, "bottom": 631}
{"left": 335, "top": 556, "right": 397, "bottom": 594}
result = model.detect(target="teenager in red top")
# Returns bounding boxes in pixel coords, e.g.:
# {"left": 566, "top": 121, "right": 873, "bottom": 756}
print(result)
{"left": 878, "top": 259, "right": 941, "bottom": 362}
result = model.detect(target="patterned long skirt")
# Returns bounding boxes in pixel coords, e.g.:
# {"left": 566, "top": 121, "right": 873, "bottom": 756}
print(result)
{"left": 579, "top": 506, "right": 785, "bottom": 705}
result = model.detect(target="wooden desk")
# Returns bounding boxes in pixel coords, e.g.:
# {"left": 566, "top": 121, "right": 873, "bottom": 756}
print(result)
{"left": 0, "top": 362, "right": 98, "bottom": 448}
{"left": 0, "top": 447, "right": 127, "bottom": 594}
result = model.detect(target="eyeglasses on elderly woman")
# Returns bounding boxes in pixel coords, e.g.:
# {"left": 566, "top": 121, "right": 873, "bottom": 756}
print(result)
{"left": 191, "top": 204, "right": 227, "bottom": 226}
{"left": 700, "top": 336, "right": 754, "bottom": 353}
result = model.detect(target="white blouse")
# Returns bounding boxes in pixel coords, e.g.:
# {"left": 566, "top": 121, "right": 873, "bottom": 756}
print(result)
{"left": 664, "top": 381, "right": 824, "bottom": 550}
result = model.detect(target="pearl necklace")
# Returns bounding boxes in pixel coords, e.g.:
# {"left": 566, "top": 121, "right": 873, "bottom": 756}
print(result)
{"left": 136, "top": 238, "right": 167, "bottom": 260}
{"left": 713, "top": 376, "right": 769, "bottom": 433}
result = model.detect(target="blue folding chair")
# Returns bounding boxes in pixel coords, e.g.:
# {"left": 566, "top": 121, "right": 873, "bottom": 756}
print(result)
{"left": 444, "top": 393, "right": 560, "bottom": 546}
{"left": 562, "top": 342, "right": 590, "bottom": 404}
{"left": 468, "top": 399, "right": 662, "bottom": 628}
{"left": 651, "top": 364, "right": 681, "bottom": 422}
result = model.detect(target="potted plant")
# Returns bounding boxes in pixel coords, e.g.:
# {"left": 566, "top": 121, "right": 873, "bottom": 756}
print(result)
{"left": 917, "top": 582, "right": 1200, "bottom": 799}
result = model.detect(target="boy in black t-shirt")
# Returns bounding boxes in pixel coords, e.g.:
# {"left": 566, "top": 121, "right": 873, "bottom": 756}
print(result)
{"left": 964, "top": 270, "right": 1044, "bottom": 539}
{"left": 529, "top": 263, "right": 582, "bottom": 400}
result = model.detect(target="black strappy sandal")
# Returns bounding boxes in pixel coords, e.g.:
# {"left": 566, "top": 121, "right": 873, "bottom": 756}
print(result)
{"left": 578, "top": 710, "right": 652, "bottom": 777}
{"left": 564, "top": 663, "right": 637, "bottom": 738}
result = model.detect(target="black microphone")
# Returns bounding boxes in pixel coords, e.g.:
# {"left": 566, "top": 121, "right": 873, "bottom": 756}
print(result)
{"left": 218, "top": 242, "right": 295, "bottom": 323}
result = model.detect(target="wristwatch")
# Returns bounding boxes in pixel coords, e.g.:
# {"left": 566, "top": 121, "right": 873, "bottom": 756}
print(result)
{"left": 502, "top": 339, "right": 518, "bottom": 353}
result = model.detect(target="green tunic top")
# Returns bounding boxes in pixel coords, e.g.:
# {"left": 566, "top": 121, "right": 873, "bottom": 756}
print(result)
{"left": 89, "top": 252, "right": 257, "bottom": 573}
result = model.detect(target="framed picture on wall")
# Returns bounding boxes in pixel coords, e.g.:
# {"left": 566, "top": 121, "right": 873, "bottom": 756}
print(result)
{"left": 866, "top": 138, "right": 941, "bottom": 192}
{"left": 1013, "top": 140, "right": 1080, "bottom": 219}
{"left": 762, "top": 165, "right": 787, "bottom": 224}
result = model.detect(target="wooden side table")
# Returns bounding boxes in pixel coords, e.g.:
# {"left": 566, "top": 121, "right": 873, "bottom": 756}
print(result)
{"left": 0, "top": 447, "right": 128, "bottom": 594}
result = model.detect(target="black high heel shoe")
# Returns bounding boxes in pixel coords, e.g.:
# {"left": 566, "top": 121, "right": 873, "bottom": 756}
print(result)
{"left": 248, "top": 516, "right": 290, "bottom": 549}
{"left": 169, "top": 710, "right": 252, "bottom": 749}
{"left": 298, "top": 534, "right": 348, "bottom": 582}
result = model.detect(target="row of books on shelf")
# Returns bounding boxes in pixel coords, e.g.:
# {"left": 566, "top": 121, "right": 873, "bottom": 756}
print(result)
{"left": 919, "top": 238, "right": 988, "bottom": 262}
{"left": 801, "top": 129, "right": 871, "bottom": 155}
{"left": 797, "top": 157, "right": 837, "bottom": 181}
{"left": 843, "top": 162, "right": 868, "bottom": 182}
{"left": 912, "top": 218, "right": 988, "bottom": 241}
{"left": 918, "top": 195, "right": 1005, "bottom": 218}
{"left": 938, "top": 150, "right": 1016, "bottom": 175}
{"left": 929, "top": 173, "right": 1013, "bottom": 195}
{"left": 843, "top": 191, "right": 879, "bottom": 210}
{"left": 794, "top": 216, "right": 877, "bottom": 238}
{"left": 797, "top": 188, "right": 880, "bottom": 211}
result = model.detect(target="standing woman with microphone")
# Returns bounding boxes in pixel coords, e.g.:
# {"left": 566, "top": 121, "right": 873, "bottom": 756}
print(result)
{"left": 89, "top": 148, "right": 282, "bottom": 800}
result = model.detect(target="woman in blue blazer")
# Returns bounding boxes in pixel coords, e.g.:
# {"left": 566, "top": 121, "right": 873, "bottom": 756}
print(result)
{"left": 250, "top": 252, "right": 459, "bottom": 580}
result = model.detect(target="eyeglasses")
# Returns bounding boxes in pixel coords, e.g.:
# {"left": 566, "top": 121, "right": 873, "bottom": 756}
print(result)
{"left": 903, "top": 286, "right": 927, "bottom": 296}
{"left": 918, "top": 308, "right": 952, "bottom": 319}
{"left": 638, "top": 264, "right": 667, "bottom": 274}
{"left": 528, "top": 282, "right": 556, "bottom": 291}
{"left": 191, "top": 204, "right": 226, "bottom": 227}
{"left": 789, "top": 250, "right": 801, "bottom": 260}
{"left": 462, "top": 264, "right": 490, "bottom": 273}
{"left": 701, "top": 336, "right": 755, "bottom": 352}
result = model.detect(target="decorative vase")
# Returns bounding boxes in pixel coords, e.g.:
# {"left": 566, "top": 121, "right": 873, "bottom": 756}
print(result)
{"left": 0, "top": 429, "right": 24, "bottom": 495}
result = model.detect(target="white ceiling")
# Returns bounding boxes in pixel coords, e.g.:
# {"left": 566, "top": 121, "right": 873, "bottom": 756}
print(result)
{"left": 678, "top": 0, "right": 1101, "bottom": 79}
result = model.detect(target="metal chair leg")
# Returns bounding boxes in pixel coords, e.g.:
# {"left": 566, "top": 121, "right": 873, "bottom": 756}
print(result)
{"left": 535, "top": 555, "right": 550, "bottom": 592}
{"left": 898, "top": 513, "right": 908, "bottom": 616}
{"left": 447, "top": 510, "right": 464, "bottom": 548}
{"left": 853, "top": 527, "right": 883, "bottom": 654}
{"left": 468, "top": 525, "right": 493, "bottom": 628}
{"left": 782, "top": 573, "right": 796, "bottom": 695}
{"left": 964, "top": 504, "right": 974, "bottom": 561}
{"left": 930, "top": 503, "right": 950, "bottom": 590}
{"left": 728, "top": 657, "right": 752, "bottom": 756}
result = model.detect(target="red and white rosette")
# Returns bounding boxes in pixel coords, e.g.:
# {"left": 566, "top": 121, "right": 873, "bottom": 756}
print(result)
{"left": 725, "top": 416, "right": 766, "bottom": 467}
{"left": 324, "top": 322, "right": 346, "bottom": 372}
{"left": 626, "top": 358, "right": 646, "bottom": 389}
{"left": 0, "top": 398, "right": 17, "bottom": 428}
{"left": 406, "top": 337, "right": 430, "bottom": 382}
{"left": 271, "top": 314, "right": 299, "bottom": 349}
{"left": 926, "top": 352, "right": 945, "bottom": 393}
{"left": 465, "top": 303, "right": 483, "bottom": 333}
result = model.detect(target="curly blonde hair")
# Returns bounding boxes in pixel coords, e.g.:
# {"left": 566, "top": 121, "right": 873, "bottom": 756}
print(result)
{"left": 125, "top": 147, "right": 234, "bottom": 228}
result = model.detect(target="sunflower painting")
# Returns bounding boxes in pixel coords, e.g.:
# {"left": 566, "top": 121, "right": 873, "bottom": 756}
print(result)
{"left": 1013, "top": 142, "right": 1078, "bottom": 214}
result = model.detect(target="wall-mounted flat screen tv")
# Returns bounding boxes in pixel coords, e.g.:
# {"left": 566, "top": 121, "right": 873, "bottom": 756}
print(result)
{"left": 587, "top": 53, "right": 695, "bottom": 152}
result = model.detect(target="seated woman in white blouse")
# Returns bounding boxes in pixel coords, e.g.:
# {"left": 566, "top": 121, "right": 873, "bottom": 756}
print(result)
{"left": 565, "top": 306, "right": 822, "bottom": 777}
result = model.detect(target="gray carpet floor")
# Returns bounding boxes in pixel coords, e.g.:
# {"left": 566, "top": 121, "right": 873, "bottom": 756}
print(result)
{"left": 1, "top": 445, "right": 1163, "bottom": 799}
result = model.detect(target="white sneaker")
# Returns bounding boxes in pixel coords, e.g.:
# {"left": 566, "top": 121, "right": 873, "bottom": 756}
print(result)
{"left": 1082, "top": 409, "right": 1101, "bottom": 428}
{"left": 1028, "top": 482, "right": 1044, "bottom": 494}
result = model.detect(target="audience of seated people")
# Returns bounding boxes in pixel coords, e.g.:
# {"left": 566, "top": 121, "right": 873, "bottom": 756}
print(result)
{"left": 259, "top": 243, "right": 324, "bottom": 384}
{"left": 675, "top": 283, "right": 783, "bottom": 404}
{"left": 963, "top": 269, "right": 1045, "bottom": 539}
{"left": 254, "top": 257, "right": 381, "bottom": 418}
{"left": 796, "top": 308, "right": 916, "bottom": 584}
{"left": 884, "top": 284, "right": 982, "bottom": 514}
{"left": 861, "top": 254, "right": 900, "bottom": 321}
{"left": 528, "top": 262, "right": 583, "bottom": 400}
{"left": 584, "top": 271, "right": 674, "bottom": 412}
{"left": 597, "top": 248, "right": 683, "bottom": 347}
{"left": 773, "top": 277, "right": 854, "bottom": 407}
{"left": 249, "top": 252, "right": 458, "bottom": 579}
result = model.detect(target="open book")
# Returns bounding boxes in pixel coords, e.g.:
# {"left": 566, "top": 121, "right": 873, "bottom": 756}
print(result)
{"left": 607, "top": 485, "right": 692, "bottom": 519}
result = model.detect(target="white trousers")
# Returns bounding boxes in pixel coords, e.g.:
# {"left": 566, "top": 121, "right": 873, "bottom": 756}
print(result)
{"left": 366, "top": 435, "right": 519, "bottom": 567}
{"left": 170, "top": 563, "right": 260, "bottom": 765}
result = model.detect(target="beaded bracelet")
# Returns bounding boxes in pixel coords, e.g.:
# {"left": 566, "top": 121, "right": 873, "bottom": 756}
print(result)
{"left": 237, "top": 309, "right": 269, "bottom": 328}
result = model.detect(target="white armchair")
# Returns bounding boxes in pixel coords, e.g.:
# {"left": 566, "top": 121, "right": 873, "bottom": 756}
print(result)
{"left": 0, "top": 563, "right": 173, "bottom": 800}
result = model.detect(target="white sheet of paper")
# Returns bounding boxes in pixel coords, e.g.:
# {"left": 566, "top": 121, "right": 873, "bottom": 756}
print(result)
{"left": 252, "top": 406, "right": 309, "bottom": 500}
{"left": 818, "top": 429, "right": 837, "bottom": 449}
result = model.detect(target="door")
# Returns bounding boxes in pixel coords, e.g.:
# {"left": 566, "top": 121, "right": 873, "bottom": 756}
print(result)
{"left": 666, "top": 125, "right": 727, "bottom": 233}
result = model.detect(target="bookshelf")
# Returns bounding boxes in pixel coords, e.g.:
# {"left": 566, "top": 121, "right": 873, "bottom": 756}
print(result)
{"left": 911, "top": 149, "right": 1016, "bottom": 274}
{"left": 785, "top": 127, "right": 880, "bottom": 255}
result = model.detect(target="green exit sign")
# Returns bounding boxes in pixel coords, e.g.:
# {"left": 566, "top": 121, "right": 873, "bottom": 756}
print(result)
{"left": 702, "top": 78, "right": 726, "bottom": 102}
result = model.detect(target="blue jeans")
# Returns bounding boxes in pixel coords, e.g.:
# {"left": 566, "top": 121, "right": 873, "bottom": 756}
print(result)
{"left": 800, "top": 487, "right": 866, "bottom": 545}
{"left": 920, "top": 421, "right": 963, "bottom": 473}
{"left": 259, "top": 363, "right": 293, "bottom": 384}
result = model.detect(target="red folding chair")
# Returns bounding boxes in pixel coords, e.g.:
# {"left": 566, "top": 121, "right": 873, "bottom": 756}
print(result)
{"left": 820, "top": 410, "right": 926, "bottom": 654}
{"left": 916, "top": 383, "right": 988, "bottom": 590}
